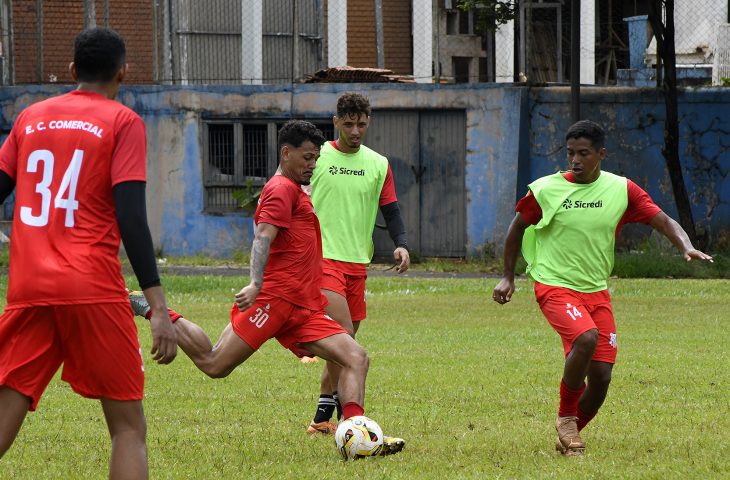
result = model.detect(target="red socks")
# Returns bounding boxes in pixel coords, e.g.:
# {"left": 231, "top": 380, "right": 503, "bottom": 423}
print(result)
{"left": 558, "top": 379, "right": 586, "bottom": 417}
{"left": 577, "top": 408, "right": 597, "bottom": 431}
{"left": 342, "top": 402, "right": 364, "bottom": 419}
{"left": 145, "top": 308, "right": 183, "bottom": 323}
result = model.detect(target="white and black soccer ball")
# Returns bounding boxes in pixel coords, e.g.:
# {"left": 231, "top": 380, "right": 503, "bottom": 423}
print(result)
{"left": 335, "top": 416, "right": 384, "bottom": 460}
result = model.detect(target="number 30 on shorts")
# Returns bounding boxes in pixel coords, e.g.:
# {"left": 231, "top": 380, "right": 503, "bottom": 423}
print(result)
{"left": 249, "top": 305, "right": 270, "bottom": 328}
{"left": 20, "top": 149, "right": 84, "bottom": 228}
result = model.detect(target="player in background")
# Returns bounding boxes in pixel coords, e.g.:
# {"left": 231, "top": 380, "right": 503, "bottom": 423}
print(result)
{"left": 0, "top": 28, "right": 177, "bottom": 479}
{"left": 129, "top": 120, "right": 405, "bottom": 456}
{"left": 305, "top": 92, "right": 410, "bottom": 435}
{"left": 492, "top": 120, "right": 713, "bottom": 456}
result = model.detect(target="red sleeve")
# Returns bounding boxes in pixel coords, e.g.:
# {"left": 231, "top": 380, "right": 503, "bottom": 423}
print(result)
{"left": 257, "top": 183, "right": 296, "bottom": 229}
{"left": 618, "top": 180, "right": 662, "bottom": 226}
{"left": 111, "top": 113, "right": 147, "bottom": 186}
{"left": 378, "top": 164, "right": 398, "bottom": 206}
{"left": 0, "top": 130, "right": 18, "bottom": 181}
{"left": 515, "top": 191, "right": 542, "bottom": 225}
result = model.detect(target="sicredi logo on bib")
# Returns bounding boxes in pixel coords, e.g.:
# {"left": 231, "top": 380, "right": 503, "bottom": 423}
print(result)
{"left": 562, "top": 198, "right": 603, "bottom": 209}
{"left": 328, "top": 166, "right": 366, "bottom": 176}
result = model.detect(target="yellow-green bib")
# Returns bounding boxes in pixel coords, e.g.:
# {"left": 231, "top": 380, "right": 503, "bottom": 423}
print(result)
{"left": 522, "top": 171, "right": 628, "bottom": 292}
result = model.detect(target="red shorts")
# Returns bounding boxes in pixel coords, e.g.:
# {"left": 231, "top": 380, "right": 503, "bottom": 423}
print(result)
{"left": 321, "top": 260, "right": 368, "bottom": 321}
{"left": 230, "top": 294, "right": 347, "bottom": 356}
{"left": 534, "top": 282, "right": 617, "bottom": 364}
{"left": 0, "top": 303, "right": 144, "bottom": 411}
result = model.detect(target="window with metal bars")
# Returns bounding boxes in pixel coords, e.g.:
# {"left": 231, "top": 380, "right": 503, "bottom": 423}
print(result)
{"left": 203, "top": 120, "right": 335, "bottom": 213}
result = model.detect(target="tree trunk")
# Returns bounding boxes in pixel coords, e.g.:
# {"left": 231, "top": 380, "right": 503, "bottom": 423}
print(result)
{"left": 648, "top": 0, "right": 698, "bottom": 246}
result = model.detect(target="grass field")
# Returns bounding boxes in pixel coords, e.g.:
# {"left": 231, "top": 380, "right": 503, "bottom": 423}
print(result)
{"left": 2, "top": 275, "right": 728, "bottom": 479}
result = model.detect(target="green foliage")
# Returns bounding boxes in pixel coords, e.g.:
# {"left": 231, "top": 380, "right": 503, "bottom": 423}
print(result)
{"left": 3, "top": 276, "right": 728, "bottom": 478}
{"left": 457, "top": 0, "right": 517, "bottom": 33}
{"left": 721, "top": 77, "right": 730, "bottom": 87}
{"left": 231, "top": 179, "right": 264, "bottom": 215}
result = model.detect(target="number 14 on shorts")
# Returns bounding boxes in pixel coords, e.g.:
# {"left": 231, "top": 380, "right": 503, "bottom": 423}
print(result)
{"left": 565, "top": 303, "right": 582, "bottom": 321}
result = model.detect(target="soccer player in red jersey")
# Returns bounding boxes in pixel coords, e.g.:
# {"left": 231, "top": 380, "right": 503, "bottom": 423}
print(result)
{"left": 305, "top": 92, "right": 410, "bottom": 435}
{"left": 0, "top": 28, "right": 177, "bottom": 478}
{"left": 129, "top": 120, "right": 405, "bottom": 456}
{"left": 492, "top": 120, "right": 712, "bottom": 455}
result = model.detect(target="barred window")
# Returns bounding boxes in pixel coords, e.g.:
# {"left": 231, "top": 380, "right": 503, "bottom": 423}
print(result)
{"left": 203, "top": 120, "right": 335, "bottom": 213}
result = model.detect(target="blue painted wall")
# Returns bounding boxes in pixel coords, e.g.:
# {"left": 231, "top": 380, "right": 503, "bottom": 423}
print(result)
{"left": 1, "top": 83, "right": 729, "bottom": 256}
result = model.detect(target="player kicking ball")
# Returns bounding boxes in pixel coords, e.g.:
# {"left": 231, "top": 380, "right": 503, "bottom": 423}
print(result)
{"left": 493, "top": 120, "right": 712, "bottom": 456}
{"left": 129, "top": 120, "right": 404, "bottom": 457}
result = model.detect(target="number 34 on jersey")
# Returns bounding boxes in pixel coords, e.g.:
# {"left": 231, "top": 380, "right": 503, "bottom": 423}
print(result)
{"left": 20, "top": 148, "right": 84, "bottom": 228}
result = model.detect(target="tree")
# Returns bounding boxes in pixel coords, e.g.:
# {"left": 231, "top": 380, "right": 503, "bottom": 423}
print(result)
{"left": 457, "top": 0, "right": 517, "bottom": 33}
{"left": 647, "top": 0, "right": 699, "bottom": 246}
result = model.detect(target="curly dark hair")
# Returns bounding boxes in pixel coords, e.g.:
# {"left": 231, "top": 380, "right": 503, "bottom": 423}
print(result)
{"left": 278, "top": 120, "right": 326, "bottom": 148}
{"left": 336, "top": 92, "right": 371, "bottom": 118}
{"left": 74, "top": 28, "right": 126, "bottom": 83}
{"left": 565, "top": 120, "right": 606, "bottom": 149}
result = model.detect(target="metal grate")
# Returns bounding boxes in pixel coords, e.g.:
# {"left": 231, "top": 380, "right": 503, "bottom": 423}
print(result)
{"left": 242, "top": 125, "right": 268, "bottom": 180}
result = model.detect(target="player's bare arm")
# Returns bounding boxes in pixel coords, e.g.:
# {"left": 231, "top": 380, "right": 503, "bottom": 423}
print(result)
{"left": 649, "top": 212, "right": 713, "bottom": 262}
{"left": 493, "top": 212, "right": 530, "bottom": 304}
{"left": 235, "top": 222, "right": 279, "bottom": 311}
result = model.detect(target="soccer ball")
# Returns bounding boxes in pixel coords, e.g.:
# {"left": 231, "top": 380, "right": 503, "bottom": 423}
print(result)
{"left": 335, "top": 416, "right": 384, "bottom": 460}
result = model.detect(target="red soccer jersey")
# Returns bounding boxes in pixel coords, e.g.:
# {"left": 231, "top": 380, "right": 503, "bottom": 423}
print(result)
{"left": 0, "top": 90, "right": 147, "bottom": 307}
{"left": 515, "top": 171, "right": 662, "bottom": 235}
{"left": 254, "top": 175, "right": 323, "bottom": 310}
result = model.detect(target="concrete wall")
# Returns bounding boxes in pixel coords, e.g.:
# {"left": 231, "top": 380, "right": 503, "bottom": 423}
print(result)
{"left": 1, "top": 83, "right": 729, "bottom": 257}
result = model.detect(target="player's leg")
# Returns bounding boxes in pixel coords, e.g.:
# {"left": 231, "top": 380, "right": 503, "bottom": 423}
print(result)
{"left": 308, "top": 285, "right": 354, "bottom": 434}
{"left": 174, "top": 319, "right": 255, "bottom": 378}
{"left": 301, "top": 332, "right": 404, "bottom": 456}
{"left": 0, "top": 387, "right": 31, "bottom": 457}
{"left": 535, "top": 283, "right": 598, "bottom": 455}
{"left": 129, "top": 292, "right": 257, "bottom": 378}
{"left": 0, "top": 307, "right": 62, "bottom": 458}
{"left": 578, "top": 361, "right": 613, "bottom": 430}
{"left": 578, "top": 301, "right": 617, "bottom": 431}
{"left": 101, "top": 398, "right": 148, "bottom": 480}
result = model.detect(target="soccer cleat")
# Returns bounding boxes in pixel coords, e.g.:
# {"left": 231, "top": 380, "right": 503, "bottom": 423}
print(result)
{"left": 306, "top": 420, "right": 337, "bottom": 436}
{"left": 555, "top": 436, "right": 583, "bottom": 456}
{"left": 555, "top": 416, "right": 585, "bottom": 455}
{"left": 128, "top": 290, "right": 151, "bottom": 318}
{"left": 379, "top": 435, "right": 406, "bottom": 456}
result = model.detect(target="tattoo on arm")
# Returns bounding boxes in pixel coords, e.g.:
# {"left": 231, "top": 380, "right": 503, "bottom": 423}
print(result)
{"left": 250, "top": 234, "right": 272, "bottom": 288}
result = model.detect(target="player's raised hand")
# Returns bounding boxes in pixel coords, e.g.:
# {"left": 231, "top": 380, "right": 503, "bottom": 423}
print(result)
{"left": 684, "top": 249, "right": 713, "bottom": 263}
{"left": 492, "top": 277, "right": 515, "bottom": 304}
{"left": 235, "top": 283, "right": 261, "bottom": 311}
{"left": 394, "top": 247, "right": 410, "bottom": 273}
{"left": 149, "top": 309, "right": 177, "bottom": 364}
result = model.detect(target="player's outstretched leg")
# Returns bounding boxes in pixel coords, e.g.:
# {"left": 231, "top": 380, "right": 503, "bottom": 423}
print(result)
{"left": 301, "top": 333, "right": 405, "bottom": 457}
{"left": 129, "top": 291, "right": 254, "bottom": 378}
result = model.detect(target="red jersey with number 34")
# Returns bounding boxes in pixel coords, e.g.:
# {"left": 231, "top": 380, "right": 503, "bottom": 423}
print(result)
{"left": 0, "top": 90, "right": 147, "bottom": 307}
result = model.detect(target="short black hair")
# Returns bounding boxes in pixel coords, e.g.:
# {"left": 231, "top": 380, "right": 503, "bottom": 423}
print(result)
{"left": 565, "top": 120, "right": 605, "bottom": 149}
{"left": 74, "top": 28, "right": 126, "bottom": 83}
{"left": 278, "top": 120, "right": 326, "bottom": 149}
{"left": 336, "top": 92, "right": 371, "bottom": 118}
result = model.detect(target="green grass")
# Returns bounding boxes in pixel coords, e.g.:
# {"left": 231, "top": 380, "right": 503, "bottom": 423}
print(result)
{"left": 2, "top": 276, "right": 728, "bottom": 479}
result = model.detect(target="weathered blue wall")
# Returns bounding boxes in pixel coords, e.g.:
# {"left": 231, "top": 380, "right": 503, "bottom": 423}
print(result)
{"left": 1, "top": 83, "right": 729, "bottom": 256}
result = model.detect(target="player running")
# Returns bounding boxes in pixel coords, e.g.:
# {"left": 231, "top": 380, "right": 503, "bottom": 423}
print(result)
{"left": 0, "top": 28, "right": 177, "bottom": 479}
{"left": 492, "top": 120, "right": 713, "bottom": 456}
{"left": 129, "top": 120, "right": 405, "bottom": 456}
{"left": 305, "top": 92, "right": 410, "bottom": 435}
